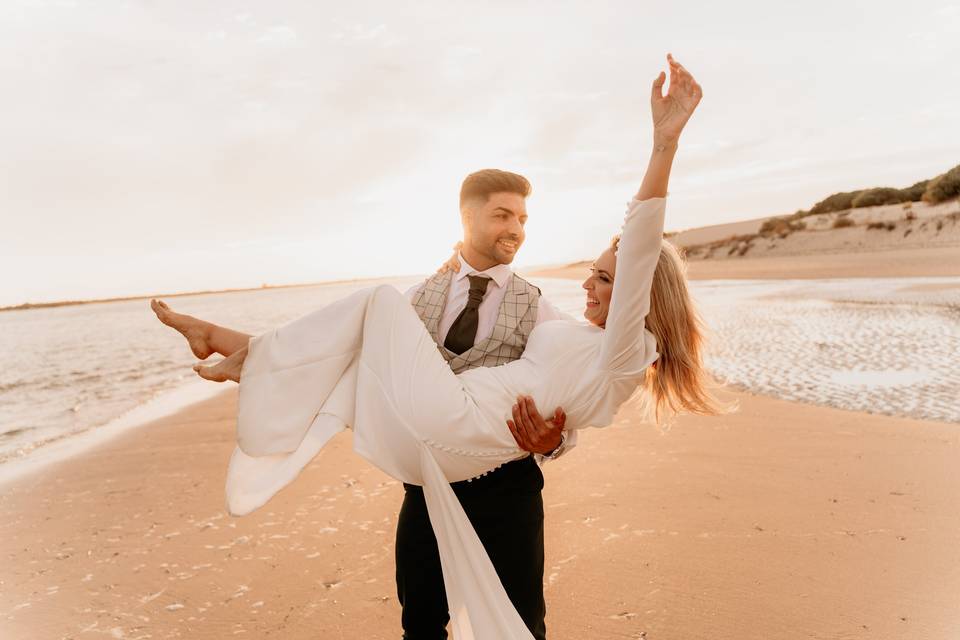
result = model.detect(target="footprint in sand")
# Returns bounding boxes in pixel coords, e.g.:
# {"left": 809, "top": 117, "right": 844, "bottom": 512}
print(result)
{"left": 609, "top": 611, "right": 637, "bottom": 620}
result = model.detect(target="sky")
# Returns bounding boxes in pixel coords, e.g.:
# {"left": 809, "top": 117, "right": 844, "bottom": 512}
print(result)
{"left": 1, "top": 0, "right": 958, "bottom": 306}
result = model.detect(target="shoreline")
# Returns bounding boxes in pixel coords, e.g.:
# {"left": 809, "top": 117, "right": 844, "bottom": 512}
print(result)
{"left": 10, "top": 242, "right": 957, "bottom": 314}
{"left": 0, "top": 275, "right": 418, "bottom": 314}
{"left": 1, "top": 386, "right": 957, "bottom": 638}
{"left": 0, "top": 381, "right": 231, "bottom": 489}
{"left": 5, "top": 266, "right": 956, "bottom": 488}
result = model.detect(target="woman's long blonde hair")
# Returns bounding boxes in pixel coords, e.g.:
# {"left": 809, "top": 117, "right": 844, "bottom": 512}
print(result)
{"left": 611, "top": 235, "right": 731, "bottom": 424}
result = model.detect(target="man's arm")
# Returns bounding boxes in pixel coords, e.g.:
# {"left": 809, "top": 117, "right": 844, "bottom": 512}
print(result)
{"left": 508, "top": 294, "right": 574, "bottom": 460}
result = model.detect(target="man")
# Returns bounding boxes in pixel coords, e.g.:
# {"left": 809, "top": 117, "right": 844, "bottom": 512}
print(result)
{"left": 397, "top": 168, "right": 576, "bottom": 639}
{"left": 150, "top": 167, "right": 574, "bottom": 638}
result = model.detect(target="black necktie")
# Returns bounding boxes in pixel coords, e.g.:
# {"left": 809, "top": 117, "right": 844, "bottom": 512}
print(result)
{"left": 443, "top": 274, "right": 492, "bottom": 355}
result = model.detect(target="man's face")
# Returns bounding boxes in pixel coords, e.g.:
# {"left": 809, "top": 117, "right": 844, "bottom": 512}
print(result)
{"left": 462, "top": 192, "right": 528, "bottom": 266}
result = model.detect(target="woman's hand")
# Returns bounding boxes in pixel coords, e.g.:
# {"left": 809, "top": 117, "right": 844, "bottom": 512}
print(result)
{"left": 651, "top": 53, "right": 702, "bottom": 146}
{"left": 435, "top": 241, "right": 463, "bottom": 275}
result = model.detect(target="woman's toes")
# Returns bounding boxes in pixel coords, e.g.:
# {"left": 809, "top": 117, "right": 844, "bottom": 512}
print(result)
{"left": 152, "top": 300, "right": 213, "bottom": 359}
{"left": 151, "top": 299, "right": 172, "bottom": 324}
{"left": 194, "top": 358, "right": 240, "bottom": 383}
{"left": 194, "top": 363, "right": 222, "bottom": 382}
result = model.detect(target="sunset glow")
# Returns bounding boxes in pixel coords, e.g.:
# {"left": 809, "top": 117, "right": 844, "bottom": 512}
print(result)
{"left": 2, "top": 1, "right": 958, "bottom": 306}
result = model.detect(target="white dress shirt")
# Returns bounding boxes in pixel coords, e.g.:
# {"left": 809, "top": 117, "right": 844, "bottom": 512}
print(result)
{"left": 405, "top": 253, "right": 578, "bottom": 460}
{"left": 404, "top": 253, "right": 569, "bottom": 343}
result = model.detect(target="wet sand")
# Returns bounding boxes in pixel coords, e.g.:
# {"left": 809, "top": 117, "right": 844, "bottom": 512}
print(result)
{"left": 687, "top": 277, "right": 960, "bottom": 424}
{"left": 2, "top": 385, "right": 958, "bottom": 639}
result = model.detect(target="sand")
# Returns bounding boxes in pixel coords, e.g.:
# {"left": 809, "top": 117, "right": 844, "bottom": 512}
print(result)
{"left": 2, "top": 382, "right": 958, "bottom": 639}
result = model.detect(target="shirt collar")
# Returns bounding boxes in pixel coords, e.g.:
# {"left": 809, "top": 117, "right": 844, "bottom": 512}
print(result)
{"left": 454, "top": 252, "right": 512, "bottom": 289}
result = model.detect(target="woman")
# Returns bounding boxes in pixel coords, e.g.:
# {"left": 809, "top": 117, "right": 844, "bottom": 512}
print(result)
{"left": 153, "top": 55, "right": 714, "bottom": 639}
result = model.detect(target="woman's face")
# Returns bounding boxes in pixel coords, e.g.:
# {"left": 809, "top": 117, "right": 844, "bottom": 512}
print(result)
{"left": 582, "top": 248, "right": 616, "bottom": 327}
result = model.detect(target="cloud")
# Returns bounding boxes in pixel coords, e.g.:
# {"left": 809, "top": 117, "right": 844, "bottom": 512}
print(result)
{"left": 3, "top": 0, "right": 960, "bottom": 304}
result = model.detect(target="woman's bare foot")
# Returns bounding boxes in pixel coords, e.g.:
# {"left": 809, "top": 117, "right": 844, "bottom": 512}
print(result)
{"left": 193, "top": 347, "right": 246, "bottom": 383}
{"left": 151, "top": 299, "right": 214, "bottom": 360}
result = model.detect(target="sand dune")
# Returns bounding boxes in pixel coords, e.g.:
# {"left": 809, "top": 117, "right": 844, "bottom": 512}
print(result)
{"left": 530, "top": 199, "right": 960, "bottom": 282}
{"left": 668, "top": 198, "right": 960, "bottom": 249}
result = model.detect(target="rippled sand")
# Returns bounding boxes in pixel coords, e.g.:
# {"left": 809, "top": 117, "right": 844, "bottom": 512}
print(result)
{"left": 691, "top": 277, "right": 960, "bottom": 423}
{"left": 537, "top": 275, "right": 960, "bottom": 424}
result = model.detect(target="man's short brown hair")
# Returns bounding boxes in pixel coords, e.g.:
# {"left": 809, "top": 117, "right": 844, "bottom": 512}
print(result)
{"left": 459, "top": 169, "right": 532, "bottom": 208}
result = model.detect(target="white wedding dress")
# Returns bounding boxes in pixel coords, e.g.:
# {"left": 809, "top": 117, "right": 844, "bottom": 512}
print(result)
{"left": 224, "top": 197, "right": 665, "bottom": 639}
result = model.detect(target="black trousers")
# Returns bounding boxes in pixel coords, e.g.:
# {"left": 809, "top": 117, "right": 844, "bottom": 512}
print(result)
{"left": 395, "top": 455, "right": 547, "bottom": 640}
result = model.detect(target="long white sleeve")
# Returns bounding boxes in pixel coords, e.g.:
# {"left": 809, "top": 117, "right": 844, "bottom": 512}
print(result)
{"left": 595, "top": 197, "right": 665, "bottom": 375}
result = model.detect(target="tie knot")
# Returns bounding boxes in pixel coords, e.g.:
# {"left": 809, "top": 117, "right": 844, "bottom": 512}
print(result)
{"left": 468, "top": 274, "right": 491, "bottom": 293}
{"left": 466, "top": 274, "right": 491, "bottom": 306}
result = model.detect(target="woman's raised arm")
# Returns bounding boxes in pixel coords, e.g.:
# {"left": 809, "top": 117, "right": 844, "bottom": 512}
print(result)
{"left": 596, "top": 55, "right": 702, "bottom": 374}
{"left": 635, "top": 53, "right": 703, "bottom": 201}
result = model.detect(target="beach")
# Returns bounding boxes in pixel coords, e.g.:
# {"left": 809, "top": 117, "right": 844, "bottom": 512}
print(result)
{"left": 2, "top": 250, "right": 959, "bottom": 639}
{"left": 2, "top": 386, "right": 958, "bottom": 639}
{"left": 7, "top": 2, "right": 960, "bottom": 637}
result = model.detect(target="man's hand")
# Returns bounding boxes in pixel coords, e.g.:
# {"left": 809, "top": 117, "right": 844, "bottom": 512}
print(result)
{"left": 506, "top": 396, "right": 566, "bottom": 455}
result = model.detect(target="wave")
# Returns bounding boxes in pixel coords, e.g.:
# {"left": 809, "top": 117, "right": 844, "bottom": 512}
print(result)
{"left": 0, "top": 426, "right": 32, "bottom": 439}
{"left": 0, "top": 380, "right": 27, "bottom": 393}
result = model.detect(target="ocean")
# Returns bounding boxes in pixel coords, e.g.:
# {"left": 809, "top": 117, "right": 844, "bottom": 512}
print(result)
{"left": 1, "top": 274, "right": 957, "bottom": 484}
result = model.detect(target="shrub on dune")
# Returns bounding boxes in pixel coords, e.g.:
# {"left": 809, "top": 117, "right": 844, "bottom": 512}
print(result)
{"left": 832, "top": 216, "right": 855, "bottom": 229}
{"left": 851, "top": 187, "right": 910, "bottom": 208}
{"left": 759, "top": 217, "right": 807, "bottom": 237}
{"left": 903, "top": 179, "right": 930, "bottom": 201}
{"left": 809, "top": 191, "right": 862, "bottom": 215}
{"left": 923, "top": 164, "right": 960, "bottom": 204}
{"left": 798, "top": 163, "right": 955, "bottom": 218}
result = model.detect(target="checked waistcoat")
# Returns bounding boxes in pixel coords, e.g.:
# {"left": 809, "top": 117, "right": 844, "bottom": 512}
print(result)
{"left": 411, "top": 270, "right": 540, "bottom": 374}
